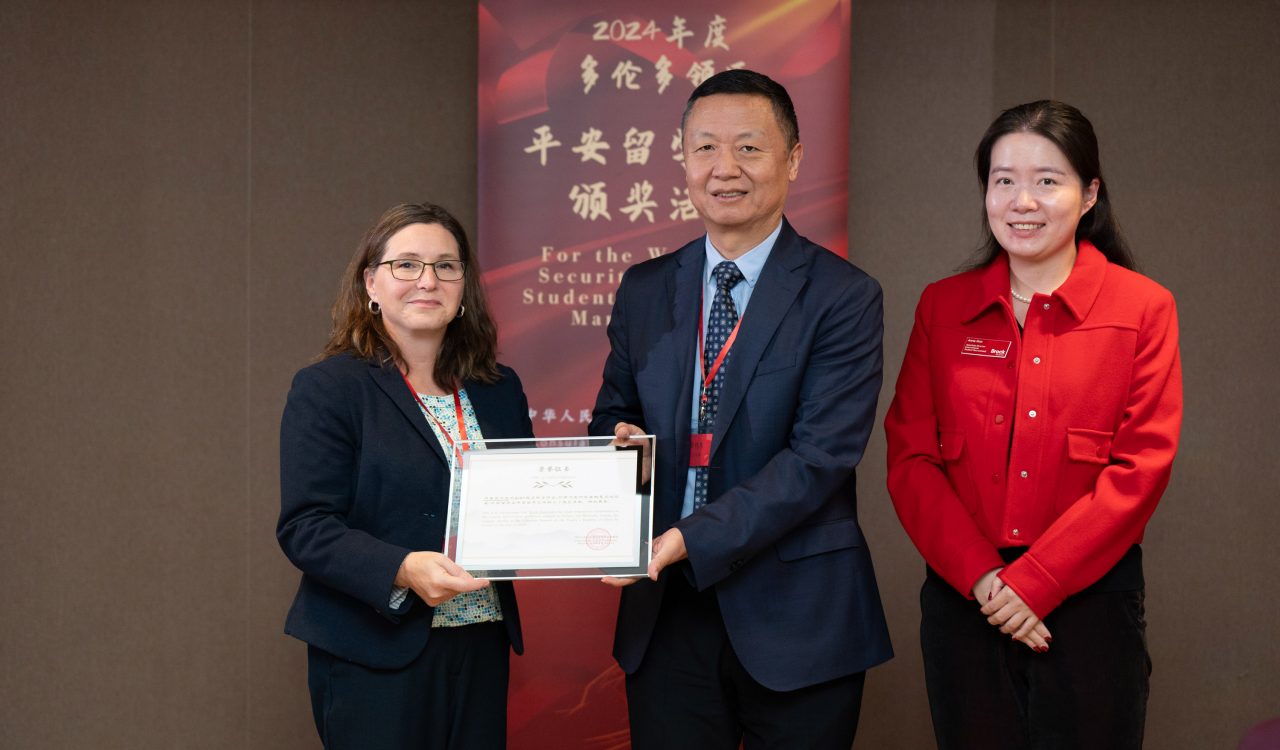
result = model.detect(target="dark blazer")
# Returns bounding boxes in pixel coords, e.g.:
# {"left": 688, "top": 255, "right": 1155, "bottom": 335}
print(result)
{"left": 278, "top": 352, "right": 533, "bottom": 670}
{"left": 591, "top": 220, "right": 893, "bottom": 691}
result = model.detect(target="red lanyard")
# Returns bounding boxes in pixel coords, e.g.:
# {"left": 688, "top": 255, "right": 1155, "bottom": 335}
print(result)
{"left": 697, "top": 289, "right": 743, "bottom": 411}
{"left": 401, "top": 372, "right": 468, "bottom": 455}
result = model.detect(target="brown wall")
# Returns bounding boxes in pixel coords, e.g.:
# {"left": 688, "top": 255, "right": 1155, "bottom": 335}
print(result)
{"left": 1, "top": 1, "right": 1275, "bottom": 748}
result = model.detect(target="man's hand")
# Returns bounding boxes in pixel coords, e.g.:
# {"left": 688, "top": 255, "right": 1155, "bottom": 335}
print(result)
{"left": 611, "top": 422, "right": 652, "bottom": 484}
{"left": 601, "top": 527, "right": 689, "bottom": 587}
{"left": 647, "top": 528, "right": 688, "bottom": 580}
{"left": 599, "top": 421, "right": 661, "bottom": 587}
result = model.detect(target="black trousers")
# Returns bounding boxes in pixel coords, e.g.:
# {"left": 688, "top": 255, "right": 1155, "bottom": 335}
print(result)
{"left": 625, "top": 573, "right": 865, "bottom": 750}
{"left": 920, "top": 569, "right": 1150, "bottom": 750}
{"left": 307, "top": 622, "right": 509, "bottom": 750}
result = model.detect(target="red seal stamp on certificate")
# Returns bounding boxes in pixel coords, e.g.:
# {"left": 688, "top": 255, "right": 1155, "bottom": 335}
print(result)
{"left": 585, "top": 528, "right": 613, "bottom": 550}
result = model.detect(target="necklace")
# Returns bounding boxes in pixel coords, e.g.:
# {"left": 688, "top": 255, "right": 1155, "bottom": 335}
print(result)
{"left": 1010, "top": 287, "right": 1033, "bottom": 304}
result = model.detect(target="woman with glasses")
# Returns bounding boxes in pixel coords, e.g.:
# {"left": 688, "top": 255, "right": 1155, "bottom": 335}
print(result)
{"left": 885, "top": 102, "right": 1182, "bottom": 748}
{"left": 277, "top": 202, "right": 533, "bottom": 749}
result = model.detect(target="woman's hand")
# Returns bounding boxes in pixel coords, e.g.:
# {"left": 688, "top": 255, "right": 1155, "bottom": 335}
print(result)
{"left": 981, "top": 579, "right": 1053, "bottom": 652}
{"left": 972, "top": 567, "right": 1004, "bottom": 602}
{"left": 395, "top": 551, "right": 489, "bottom": 606}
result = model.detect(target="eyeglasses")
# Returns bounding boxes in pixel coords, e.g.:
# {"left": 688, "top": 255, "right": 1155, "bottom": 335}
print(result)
{"left": 376, "top": 258, "right": 466, "bottom": 282}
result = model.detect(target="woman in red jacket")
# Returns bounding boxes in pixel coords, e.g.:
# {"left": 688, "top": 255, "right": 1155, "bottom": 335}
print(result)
{"left": 885, "top": 101, "right": 1181, "bottom": 749}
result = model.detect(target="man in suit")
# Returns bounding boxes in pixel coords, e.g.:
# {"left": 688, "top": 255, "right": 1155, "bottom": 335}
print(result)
{"left": 590, "top": 69, "right": 892, "bottom": 749}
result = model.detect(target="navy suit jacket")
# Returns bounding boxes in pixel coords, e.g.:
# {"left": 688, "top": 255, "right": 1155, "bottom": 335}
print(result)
{"left": 591, "top": 220, "right": 893, "bottom": 690}
{"left": 278, "top": 353, "right": 533, "bottom": 669}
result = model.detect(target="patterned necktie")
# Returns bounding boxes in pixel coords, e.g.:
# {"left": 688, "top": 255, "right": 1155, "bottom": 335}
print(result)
{"left": 694, "top": 261, "right": 744, "bottom": 510}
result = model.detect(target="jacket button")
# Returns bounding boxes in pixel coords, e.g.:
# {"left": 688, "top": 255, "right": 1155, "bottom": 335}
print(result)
{"left": 1012, "top": 528, "right": 1020, "bottom": 537}
{"left": 1032, "top": 356, "right": 1041, "bottom": 364}
{"left": 730, "top": 559, "right": 743, "bottom": 571}
{"left": 1028, "top": 410, "right": 1037, "bottom": 418}
{"left": 1043, "top": 302, "right": 1051, "bottom": 310}
{"left": 1020, "top": 470, "right": 1029, "bottom": 478}
{"left": 994, "top": 414, "right": 1005, "bottom": 424}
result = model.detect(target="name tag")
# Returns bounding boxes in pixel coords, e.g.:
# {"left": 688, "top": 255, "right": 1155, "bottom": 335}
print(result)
{"left": 689, "top": 433, "right": 712, "bottom": 467}
{"left": 961, "top": 337, "right": 1012, "bottom": 359}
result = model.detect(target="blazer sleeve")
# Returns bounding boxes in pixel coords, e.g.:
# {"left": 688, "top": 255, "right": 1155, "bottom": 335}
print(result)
{"left": 277, "top": 365, "right": 413, "bottom": 614}
{"left": 677, "top": 273, "right": 885, "bottom": 588}
{"left": 884, "top": 286, "right": 1006, "bottom": 598}
{"left": 1002, "top": 288, "right": 1183, "bottom": 617}
{"left": 590, "top": 276, "right": 647, "bottom": 437}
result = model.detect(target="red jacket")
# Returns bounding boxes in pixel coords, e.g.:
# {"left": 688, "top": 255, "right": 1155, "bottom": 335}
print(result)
{"left": 885, "top": 242, "right": 1182, "bottom": 618}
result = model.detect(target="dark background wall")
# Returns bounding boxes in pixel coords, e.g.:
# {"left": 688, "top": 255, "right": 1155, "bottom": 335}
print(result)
{"left": 1, "top": 1, "right": 1275, "bottom": 748}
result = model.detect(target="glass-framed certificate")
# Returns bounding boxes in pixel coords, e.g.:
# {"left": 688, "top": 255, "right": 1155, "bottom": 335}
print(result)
{"left": 444, "top": 435, "right": 655, "bottom": 580}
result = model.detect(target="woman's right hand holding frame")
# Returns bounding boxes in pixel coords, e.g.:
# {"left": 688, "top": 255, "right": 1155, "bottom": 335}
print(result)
{"left": 395, "top": 551, "right": 490, "bottom": 606}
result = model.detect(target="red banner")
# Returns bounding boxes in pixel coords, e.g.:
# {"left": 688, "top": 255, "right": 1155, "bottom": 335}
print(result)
{"left": 477, "top": 2, "right": 850, "bottom": 745}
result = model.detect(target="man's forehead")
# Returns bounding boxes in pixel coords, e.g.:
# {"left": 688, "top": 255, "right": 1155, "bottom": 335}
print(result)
{"left": 685, "top": 95, "right": 781, "bottom": 133}
{"left": 687, "top": 93, "right": 772, "bottom": 113}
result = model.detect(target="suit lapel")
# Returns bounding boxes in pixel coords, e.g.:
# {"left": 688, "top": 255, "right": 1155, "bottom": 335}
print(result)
{"left": 369, "top": 361, "right": 450, "bottom": 466}
{"left": 669, "top": 242, "right": 702, "bottom": 442}
{"left": 710, "top": 222, "right": 807, "bottom": 457}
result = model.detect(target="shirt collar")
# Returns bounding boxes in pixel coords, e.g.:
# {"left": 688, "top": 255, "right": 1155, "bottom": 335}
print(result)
{"left": 702, "top": 221, "right": 781, "bottom": 289}
{"left": 963, "top": 240, "right": 1108, "bottom": 323}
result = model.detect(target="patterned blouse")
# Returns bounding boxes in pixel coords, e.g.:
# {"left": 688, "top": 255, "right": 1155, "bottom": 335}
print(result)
{"left": 390, "top": 388, "right": 503, "bottom": 627}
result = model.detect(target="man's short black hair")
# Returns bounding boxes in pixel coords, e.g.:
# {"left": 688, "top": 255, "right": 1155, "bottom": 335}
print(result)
{"left": 681, "top": 69, "right": 799, "bottom": 149}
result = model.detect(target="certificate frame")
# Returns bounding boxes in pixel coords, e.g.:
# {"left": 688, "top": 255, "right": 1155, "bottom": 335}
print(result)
{"left": 443, "top": 435, "right": 655, "bottom": 580}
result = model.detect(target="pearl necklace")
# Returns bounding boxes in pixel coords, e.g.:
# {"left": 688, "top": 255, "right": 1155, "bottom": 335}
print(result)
{"left": 1010, "top": 287, "right": 1033, "bottom": 304}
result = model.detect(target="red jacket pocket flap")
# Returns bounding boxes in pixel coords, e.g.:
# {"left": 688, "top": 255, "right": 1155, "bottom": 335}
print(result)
{"left": 1066, "top": 427, "right": 1114, "bottom": 465}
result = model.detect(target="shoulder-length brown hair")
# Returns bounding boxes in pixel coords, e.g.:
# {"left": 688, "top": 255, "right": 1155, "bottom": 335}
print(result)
{"left": 322, "top": 202, "right": 501, "bottom": 385}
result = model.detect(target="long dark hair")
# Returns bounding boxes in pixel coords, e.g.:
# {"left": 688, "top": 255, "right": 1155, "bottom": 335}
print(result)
{"left": 971, "top": 100, "right": 1135, "bottom": 270}
{"left": 323, "top": 202, "right": 500, "bottom": 385}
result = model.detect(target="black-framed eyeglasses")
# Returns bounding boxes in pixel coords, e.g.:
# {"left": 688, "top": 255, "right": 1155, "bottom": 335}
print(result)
{"left": 375, "top": 258, "right": 466, "bottom": 282}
